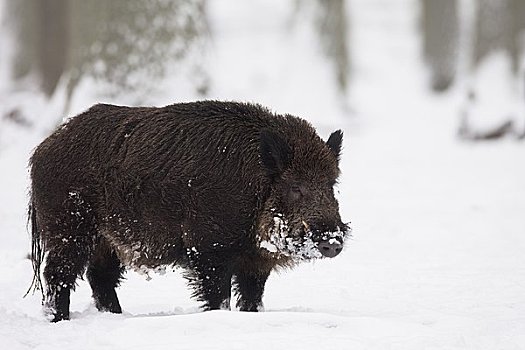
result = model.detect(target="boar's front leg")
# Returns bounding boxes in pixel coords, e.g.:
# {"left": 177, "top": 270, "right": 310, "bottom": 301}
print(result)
{"left": 187, "top": 253, "right": 233, "bottom": 311}
{"left": 86, "top": 239, "right": 125, "bottom": 314}
{"left": 233, "top": 269, "right": 271, "bottom": 312}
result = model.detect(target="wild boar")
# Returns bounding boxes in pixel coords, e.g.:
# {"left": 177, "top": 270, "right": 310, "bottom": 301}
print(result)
{"left": 28, "top": 100, "right": 351, "bottom": 322}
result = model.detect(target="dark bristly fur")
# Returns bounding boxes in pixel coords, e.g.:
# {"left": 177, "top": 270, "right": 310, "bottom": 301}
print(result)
{"left": 28, "top": 100, "right": 349, "bottom": 322}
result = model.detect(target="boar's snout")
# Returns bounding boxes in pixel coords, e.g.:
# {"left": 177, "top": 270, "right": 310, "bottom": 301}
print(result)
{"left": 317, "top": 240, "right": 343, "bottom": 258}
{"left": 307, "top": 221, "right": 349, "bottom": 258}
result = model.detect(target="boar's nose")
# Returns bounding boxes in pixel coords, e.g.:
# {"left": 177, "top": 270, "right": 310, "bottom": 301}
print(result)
{"left": 317, "top": 241, "right": 343, "bottom": 258}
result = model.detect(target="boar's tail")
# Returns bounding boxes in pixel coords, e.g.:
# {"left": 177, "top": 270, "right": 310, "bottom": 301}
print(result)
{"left": 24, "top": 198, "right": 45, "bottom": 299}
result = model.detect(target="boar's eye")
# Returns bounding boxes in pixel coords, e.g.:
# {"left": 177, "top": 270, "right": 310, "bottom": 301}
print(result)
{"left": 289, "top": 183, "right": 305, "bottom": 201}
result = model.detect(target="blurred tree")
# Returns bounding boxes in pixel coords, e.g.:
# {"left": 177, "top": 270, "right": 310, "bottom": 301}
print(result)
{"left": 473, "top": 0, "right": 525, "bottom": 73}
{"left": 8, "top": 0, "right": 69, "bottom": 96}
{"left": 422, "top": 0, "right": 525, "bottom": 93}
{"left": 66, "top": 0, "right": 208, "bottom": 103}
{"left": 7, "top": 0, "right": 208, "bottom": 108}
{"left": 460, "top": 0, "right": 525, "bottom": 140}
{"left": 315, "top": 0, "right": 350, "bottom": 93}
{"left": 421, "top": 0, "right": 459, "bottom": 92}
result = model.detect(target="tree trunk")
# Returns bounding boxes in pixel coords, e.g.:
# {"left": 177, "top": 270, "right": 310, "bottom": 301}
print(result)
{"left": 315, "top": 0, "right": 350, "bottom": 93}
{"left": 473, "top": 0, "right": 525, "bottom": 72}
{"left": 421, "top": 0, "right": 459, "bottom": 92}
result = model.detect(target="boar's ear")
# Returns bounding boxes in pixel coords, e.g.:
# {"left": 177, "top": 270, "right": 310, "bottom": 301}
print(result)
{"left": 327, "top": 130, "right": 343, "bottom": 162}
{"left": 260, "top": 129, "right": 292, "bottom": 176}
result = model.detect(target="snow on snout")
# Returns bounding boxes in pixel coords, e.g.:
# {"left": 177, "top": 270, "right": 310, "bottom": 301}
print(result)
{"left": 316, "top": 225, "right": 350, "bottom": 245}
{"left": 259, "top": 214, "right": 349, "bottom": 260}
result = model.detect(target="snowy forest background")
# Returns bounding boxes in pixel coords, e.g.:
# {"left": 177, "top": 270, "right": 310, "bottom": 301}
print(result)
{"left": 1, "top": 1, "right": 524, "bottom": 349}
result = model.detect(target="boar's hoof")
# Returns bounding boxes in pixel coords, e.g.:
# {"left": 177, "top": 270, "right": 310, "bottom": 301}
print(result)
{"left": 318, "top": 241, "right": 343, "bottom": 258}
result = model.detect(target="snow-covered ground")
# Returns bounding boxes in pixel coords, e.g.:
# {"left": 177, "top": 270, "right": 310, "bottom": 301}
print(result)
{"left": 1, "top": 0, "right": 524, "bottom": 349}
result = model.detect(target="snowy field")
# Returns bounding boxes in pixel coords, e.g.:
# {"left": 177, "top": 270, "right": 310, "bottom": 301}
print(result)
{"left": 1, "top": 0, "right": 525, "bottom": 349}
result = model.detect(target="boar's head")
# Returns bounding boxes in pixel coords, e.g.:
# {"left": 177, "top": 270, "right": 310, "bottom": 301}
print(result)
{"left": 258, "top": 126, "right": 351, "bottom": 261}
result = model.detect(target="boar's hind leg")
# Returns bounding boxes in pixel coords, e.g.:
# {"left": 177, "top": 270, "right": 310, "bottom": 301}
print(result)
{"left": 87, "top": 239, "right": 124, "bottom": 314}
{"left": 38, "top": 190, "right": 96, "bottom": 322}
{"left": 187, "top": 254, "right": 233, "bottom": 311}
{"left": 43, "top": 245, "right": 90, "bottom": 322}
{"left": 233, "top": 269, "right": 271, "bottom": 312}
